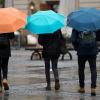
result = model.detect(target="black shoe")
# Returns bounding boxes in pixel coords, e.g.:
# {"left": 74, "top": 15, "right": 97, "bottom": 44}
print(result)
{"left": 55, "top": 81, "right": 60, "bottom": 90}
{"left": 91, "top": 92, "right": 96, "bottom": 96}
{"left": 91, "top": 88, "right": 96, "bottom": 96}
{"left": 45, "top": 86, "right": 51, "bottom": 91}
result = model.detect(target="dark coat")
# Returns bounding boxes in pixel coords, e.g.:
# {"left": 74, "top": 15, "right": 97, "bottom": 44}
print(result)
{"left": 0, "top": 32, "right": 15, "bottom": 57}
{"left": 38, "top": 30, "right": 62, "bottom": 58}
{"left": 96, "top": 29, "right": 100, "bottom": 41}
{"left": 71, "top": 29, "right": 98, "bottom": 56}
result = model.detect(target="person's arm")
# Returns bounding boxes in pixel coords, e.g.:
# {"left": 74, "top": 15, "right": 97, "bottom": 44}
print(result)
{"left": 96, "top": 30, "right": 100, "bottom": 41}
{"left": 7, "top": 32, "right": 15, "bottom": 39}
{"left": 38, "top": 35, "right": 44, "bottom": 46}
{"left": 71, "top": 29, "right": 79, "bottom": 51}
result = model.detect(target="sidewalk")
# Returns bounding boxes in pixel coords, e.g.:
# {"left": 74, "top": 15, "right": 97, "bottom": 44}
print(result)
{"left": 2, "top": 48, "right": 100, "bottom": 100}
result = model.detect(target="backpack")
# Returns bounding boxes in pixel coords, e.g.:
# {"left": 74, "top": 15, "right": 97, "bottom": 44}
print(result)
{"left": 79, "top": 31, "right": 96, "bottom": 48}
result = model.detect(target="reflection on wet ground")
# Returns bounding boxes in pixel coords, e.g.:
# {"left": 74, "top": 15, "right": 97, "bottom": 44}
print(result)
{"left": 0, "top": 93, "right": 100, "bottom": 100}
{"left": 3, "top": 49, "right": 100, "bottom": 100}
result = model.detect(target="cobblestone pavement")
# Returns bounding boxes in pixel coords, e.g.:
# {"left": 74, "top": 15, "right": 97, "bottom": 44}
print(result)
{"left": 1, "top": 48, "right": 100, "bottom": 100}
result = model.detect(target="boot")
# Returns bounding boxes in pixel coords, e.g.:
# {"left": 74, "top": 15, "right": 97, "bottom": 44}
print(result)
{"left": 45, "top": 70, "right": 51, "bottom": 90}
{"left": 55, "top": 79, "right": 60, "bottom": 90}
{"left": 45, "top": 84, "right": 51, "bottom": 91}
{"left": 3, "top": 79, "right": 9, "bottom": 90}
{"left": 0, "top": 86, "right": 2, "bottom": 93}
{"left": 78, "top": 87, "right": 85, "bottom": 93}
{"left": 91, "top": 88, "right": 96, "bottom": 96}
{"left": 45, "top": 80, "right": 51, "bottom": 90}
{"left": 45, "top": 76, "right": 51, "bottom": 90}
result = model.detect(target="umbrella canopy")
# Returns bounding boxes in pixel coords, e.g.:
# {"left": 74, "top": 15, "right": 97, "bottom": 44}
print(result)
{"left": 67, "top": 8, "right": 100, "bottom": 31}
{"left": 25, "top": 10, "right": 64, "bottom": 34}
{"left": 0, "top": 7, "right": 27, "bottom": 33}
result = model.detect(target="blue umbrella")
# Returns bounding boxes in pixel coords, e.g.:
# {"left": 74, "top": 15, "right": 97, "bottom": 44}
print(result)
{"left": 25, "top": 10, "right": 64, "bottom": 34}
{"left": 67, "top": 8, "right": 100, "bottom": 31}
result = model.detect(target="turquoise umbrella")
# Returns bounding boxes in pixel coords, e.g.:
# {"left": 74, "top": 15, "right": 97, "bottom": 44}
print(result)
{"left": 25, "top": 10, "right": 64, "bottom": 34}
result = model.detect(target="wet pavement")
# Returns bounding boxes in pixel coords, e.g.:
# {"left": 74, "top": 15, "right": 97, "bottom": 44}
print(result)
{"left": 1, "top": 48, "right": 100, "bottom": 100}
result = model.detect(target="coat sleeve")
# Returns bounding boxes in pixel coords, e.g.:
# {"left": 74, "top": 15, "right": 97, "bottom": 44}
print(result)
{"left": 38, "top": 35, "right": 44, "bottom": 46}
{"left": 7, "top": 32, "right": 15, "bottom": 39}
{"left": 96, "top": 30, "right": 100, "bottom": 41}
{"left": 71, "top": 29, "right": 79, "bottom": 51}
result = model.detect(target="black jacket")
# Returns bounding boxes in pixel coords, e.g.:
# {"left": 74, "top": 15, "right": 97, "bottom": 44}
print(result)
{"left": 0, "top": 32, "right": 15, "bottom": 57}
{"left": 96, "top": 29, "right": 100, "bottom": 41}
{"left": 38, "top": 30, "right": 62, "bottom": 58}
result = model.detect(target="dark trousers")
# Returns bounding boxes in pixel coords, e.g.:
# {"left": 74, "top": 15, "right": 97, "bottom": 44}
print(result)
{"left": 78, "top": 55, "right": 97, "bottom": 88}
{"left": 0, "top": 57, "right": 9, "bottom": 85}
{"left": 44, "top": 58, "right": 59, "bottom": 85}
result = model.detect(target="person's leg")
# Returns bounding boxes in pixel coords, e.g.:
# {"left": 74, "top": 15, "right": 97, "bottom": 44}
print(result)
{"left": 51, "top": 58, "right": 60, "bottom": 90}
{"left": 78, "top": 56, "right": 86, "bottom": 92}
{"left": 88, "top": 55, "right": 97, "bottom": 96}
{"left": 0, "top": 57, "right": 2, "bottom": 92}
{"left": 1, "top": 57, "right": 9, "bottom": 79}
{"left": 1, "top": 57, "right": 9, "bottom": 90}
{"left": 44, "top": 58, "right": 51, "bottom": 90}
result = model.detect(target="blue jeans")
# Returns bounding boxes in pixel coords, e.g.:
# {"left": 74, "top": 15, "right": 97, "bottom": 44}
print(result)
{"left": 78, "top": 55, "right": 97, "bottom": 88}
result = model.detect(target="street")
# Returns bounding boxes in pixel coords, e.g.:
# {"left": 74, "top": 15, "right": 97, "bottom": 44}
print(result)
{"left": 1, "top": 48, "right": 100, "bottom": 100}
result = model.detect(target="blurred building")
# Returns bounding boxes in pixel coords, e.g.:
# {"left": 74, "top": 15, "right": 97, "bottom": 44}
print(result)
{"left": 79, "top": 0, "right": 100, "bottom": 9}
{"left": 4, "top": 0, "right": 60, "bottom": 13}
{"left": 59, "top": 0, "right": 100, "bottom": 16}
{"left": 4, "top": 0, "right": 47, "bottom": 13}
{"left": 4, "top": 0, "right": 100, "bottom": 47}
{"left": 4, "top": 0, "right": 100, "bottom": 15}
{"left": 5, "top": 0, "right": 29, "bottom": 13}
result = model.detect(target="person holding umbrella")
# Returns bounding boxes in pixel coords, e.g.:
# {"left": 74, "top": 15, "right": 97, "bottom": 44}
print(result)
{"left": 71, "top": 29, "right": 99, "bottom": 96}
{"left": 0, "top": 32, "right": 15, "bottom": 93}
{"left": 67, "top": 7, "right": 100, "bottom": 96}
{"left": 0, "top": 7, "right": 26, "bottom": 93}
{"left": 38, "top": 29, "right": 64, "bottom": 90}
{"left": 25, "top": 10, "right": 65, "bottom": 90}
